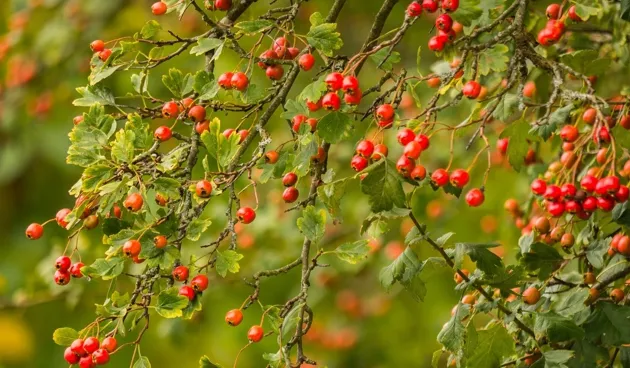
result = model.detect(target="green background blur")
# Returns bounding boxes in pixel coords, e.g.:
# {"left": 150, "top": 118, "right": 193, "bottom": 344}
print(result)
{"left": 0, "top": 0, "right": 528, "bottom": 367}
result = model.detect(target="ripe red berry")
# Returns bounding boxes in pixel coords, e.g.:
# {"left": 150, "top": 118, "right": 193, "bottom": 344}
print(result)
{"left": 559, "top": 125, "right": 578, "bottom": 142}
{"left": 92, "top": 349, "right": 109, "bottom": 365}
{"left": 397, "top": 128, "right": 415, "bottom": 146}
{"left": 377, "top": 119, "right": 393, "bottom": 129}
{"left": 151, "top": 2, "right": 167, "bottom": 15}
{"left": 247, "top": 325, "right": 264, "bottom": 342}
{"left": 266, "top": 65, "right": 284, "bottom": 80}
{"left": 124, "top": 193, "right": 143, "bottom": 212}
{"left": 598, "top": 196, "right": 616, "bottom": 212}
{"left": 154, "top": 235, "right": 168, "bottom": 249}
{"left": 162, "top": 101, "right": 179, "bottom": 118}
{"left": 568, "top": 5, "right": 582, "bottom": 22}
{"left": 410, "top": 165, "right": 427, "bottom": 181}
{"left": 306, "top": 99, "right": 321, "bottom": 111}
{"left": 196, "top": 179, "right": 213, "bottom": 198}
{"left": 342, "top": 76, "right": 360, "bottom": 95}
{"left": 537, "top": 28, "right": 555, "bottom": 46}
{"left": 546, "top": 3, "right": 560, "bottom": 19}
{"left": 191, "top": 274, "right": 209, "bottom": 292}
{"left": 436, "top": 14, "right": 453, "bottom": 32}
{"left": 101, "top": 337, "right": 117, "bottom": 353}
{"left": 356, "top": 140, "right": 374, "bottom": 158}
{"left": 376, "top": 104, "right": 395, "bottom": 121}
{"left": 98, "top": 49, "right": 112, "bottom": 62}
{"left": 265, "top": 150, "right": 279, "bottom": 164}
{"left": 531, "top": 179, "right": 547, "bottom": 195}
{"left": 154, "top": 126, "right": 172, "bottom": 141}
{"left": 79, "top": 355, "right": 95, "bottom": 368}
{"left": 83, "top": 337, "right": 99, "bottom": 354}
{"left": 463, "top": 81, "right": 482, "bottom": 99}
{"left": 71, "top": 339, "right": 87, "bottom": 356}
{"left": 442, "top": 0, "right": 459, "bottom": 12}
{"left": 218, "top": 72, "right": 233, "bottom": 89}
{"left": 325, "top": 72, "right": 344, "bottom": 91}
{"left": 73, "top": 116, "right": 84, "bottom": 125}
{"left": 282, "top": 172, "right": 298, "bottom": 187}
{"left": 172, "top": 265, "right": 189, "bottom": 282}
{"left": 272, "top": 37, "right": 289, "bottom": 58}
{"left": 214, "top": 0, "right": 232, "bottom": 11}
{"left": 155, "top": 193, "right": 168, "bottom": 206}
{"left": 237, "top": 207, "right": 256, "bottom": 224}
{"left": 616, "top": 186, "right": 630, "bottom": 202}
{"left": 428, "top": 35, "right": 447, "bottom": 51}
{"left": 581, "top": 175, "right": 598, "bottom": 192}
{"left": 230, "top": 72, "right": 249, "bottom": 91}
{"left": 431, "top": 169, "right": 449, "bottom": 187}
{"left": 180, "top": 97, "right": 194, "bottom": 109}
{"left": 422, "top": 0, "right": 439, "bottom": 12}
{"left": 497, "top": 138, "right": 509, "bottom": 155}
{"left": 449, "top": 169, "right": 470, "bottom": 188}
{"left": 372, "top": 144, "right": 388, "bottom": 161}
{"left": 414, "top": 134, "right": 430, "bottom": 150}
{"left": 282, "top": 187, "right": 299, "bottom": 203}
{"left": 403, "top": 141, "right": 423, "bottom": 160}
{"left": 465, "top": 188, "right": 484, "bottom": 207}
{"left": 56, "top": 256, "right": 72, "bottom": 271}
{"left": 560, "top": 183, "right": 577, "bottom": 199}
{"left": 351, "top": 155, "right": 369, "bottom": 172}
{"left": 123, "top": 240, "right": 141, "bottom": 257}
{"left": 188, "top": 105, "right": 206, "bottom": 122}
{"left": 544, "top": 185, "right": 562, "bottom": 201}
{"left": 225, "top": 309, "right": 243, "bottom": 326}
{"left": 581, "top": 108, "right": 597, "bottom": 124}
{"left": 396, "top": 156, "right": 415, "bottom": 177}
{"left": 523, "top": 287, "right": 541, "bottom": 305}
{"left": 547, "top": 200, "right": 566, "bottom": 217}
{"left": 322, "top": 92, "right": 341, "bottom": 111}
{"left": 70, "top": 262, "right": 84, "bottom": 278}
{"left": 407, "top": 2, "right": 422, "bottom": 17}
{"left": 26, "top": 223, "right": 44, "bottom": 240}
{"left": 54, "top": 269, "right": 71, "bottom": 285}
{"left": 298, "top": 53, "right": 315, "bottom": 71}
{"left": 56, "top": 208, "right": 71, "bottom": 228}
{"left": 179, "top": 285, "right": 195, "bottom": 301}
{"left": 64, "top": 347, "right": 80, "bottom": 364}
{"left": 90, "top": 40, "right": 105, "bottom": 52}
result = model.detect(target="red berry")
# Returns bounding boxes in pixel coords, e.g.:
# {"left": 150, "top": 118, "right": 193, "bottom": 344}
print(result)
{"left": 298, "top": 53, "right": 315, "bottom": 71}
{"left": 172, "top": 265, "right": 189, "bottom": 282}
{"left": 582, "top": 108, "right": 597, "bottom": 124}
{"left": 54, "top": 270, "right": 71, "bottom": 286}
{"left": 257, "top": 50, "right": 278, "bottom": 69}
{"left": 123, "top": 240, "right": 141, "bottom": 257}
{"left": 544, "top": 185, "right": 562, "bottom": 201}
{"left": 583, "top": 196, "right": 598, "bottom": 212}
{"left": 230, "top": 72, "right": 249, "bottom": 91}
{"left": 162, "top": 101, "right": 179, "bottom": 118}
{"left": 79, "top": 355, "right": 95, "bottom": 368}
{"left": 616, "top": 186, "right": 630, "bottom": 202}
{"left": 70, "top": 262, "right": 84, "bottom": 278}
{"left": 497, "top": 138, "right": 509, "bottom": 155}
{"left": 56, "top": 256, "right": 72, "bottom": 271}
{"left": 601, "top": 176, "right": 621, "bottom": 194}
{"left": 560, "top": 183, "right": 577, "bottom": 199}
{"left": 26, "top": 223, "right": 44, "bottom": 240}
{"left": 306, "top": 99, "right": 321, "bottom": 111}
{"left": 397, "top": 128, "right": 415, "bottom": 146}
{"left": 531, "top": 179, "right": 547, "bottom": 195}
{"left": 559, "top": 125, "right": 578, "bottom": 142}
{"left": 547, "top": 200, "right": 566, "bottom": 217}
{"left": 351, "top": 155, "right": 369, "bottom": 172}
{"left": 225, "top": 309, "right": 243, "bottom": 326}
{"left": 282, "top": 172, "right": 298, "bottom": 187}
{"left": 214, "top": 0, "right": 232, "bottom": 11}
{"left": 180, "top": 97, "right": 194, "bottom": 109}
{"left": 449, "top": 169, "right": 470, "bottom": 188}
{"left": 179, "top": 285, "right": 195, "bottom": 301}
{"left": 218, "top": 72, "right": 234, "bottom": 89}
{"left": 282, "top": 187, "right": 299, "bottom": 203}
{"left": 322, "top": 92, "right": 341, "bottom": 111}
{"left": 222, "top": 128, "right": 235, "bottom": 139}
{"left": 377, "top": 119, "right": 394, "bottom": 129}
{"left": 188, "top": 105, "right": 206, "bottom": 122}
{"left": 568, "top": 5, "right": 582, "bottom": 22}
{"left": 442, "top": 0, "right": 459, "bottom": 12}
{"left": 151, "top": 2, "right": 167, "bottom": 15}
{"left": 292, "top": 114, "right": 309, "bottom": 133}
{"left": 356, "top": 140, "right": 374, "bottom": 158}
{"left": 431, "top": 169, "right": 449, "bottom": 187}
{"left": 344, "top": 89, "right": 362, "bottom": 105}
{"left": 415, "top": 134, "right": 430, "bottom": 150}
{"left": 581, "top": 175, "right": 598, "bottom": 192}
{"left": 436, "top": 14, "right": 453, "bottom": 32}
{"left": 73, "top": 116, "right": 84, "bottom": 125}
{"left": 376, "top": 104, "right": 395, "bottom": 121}
{"left": 465, "top": 188, "right": 484, "bottom": 207}
{"left": 264, "top": 150, "right": 279, "bottom": 164}
{"left": 191, "top": 274, "right": 209, "bottom": 292}
{"left": 237, "top": 129, "right": 249, "bottom": 142}
{"left": 325, "top": 72, "right": 344, "bottom": 91}
{"left": 396, "top": 156, "right": 415, "bottom": 177}
{"left": 546, "top": 3, "right": 560, "bottom": 19}
{"left": 71, "top": 339, "right": 87, "bottom": 356}
{"left": 237, "top": 207, "right": 256, "bottom": 224}
{"left": 83, "top": 337, "right": 99, "bottom": 354}
{"left": 428, "top": 35, "right": 447, "bottom": 51}
{"left": 410, "top": 165, "right": 427, "bottom": 181}
{"left": 98, "top": 49, "right": 112, "bottom": 62}
{"left": 154, "top": 126, "right": 172, "bottom": 141}
{"left": 154, "top": 235, "right": 168, "bottom": 249}
{"left": 266, "top": 65, "right": 284, "bottom": 80}
{"left": 422, "top": 0, "right": 439, "bottom": 13}
{"left": 64, "top": 347, "right": 80, "bottom": 364}
{"left": 565, "top": 200, "right": 581, "bottom": 214}
{"left": 101, "top": 337, "right": 117, "bottom": 353}
{"left": 342, "top": 76, "right": 360, "bottom": 95}
{"left": 463, "top": 81, "right": 482, "bottom": 99}
{"left": 247, "top": 325, "right": 264, "bottom": 342}
{"left": 597, "top": 196, "right": 615, "bottom": 212}
{"left": 196, "top": 179, "right": 213, "bottom": 198}
{"left": 523, "top": 81, "right": 537, "bottom": 98}
{"left": 90, "top": 40, "right": 105, "bottom": 52}
{"left": 537, "top": 28, "right": 556, "bottom": 46}
{"left": 124, "top": 193, "right": 143, "bottom": 212}
{"left": 272, "top": 37, "right": 289, "bottom": 58}
{"left": 372, "top": 144, "right": 388, "bottom": 161}
{"left": 56, "top": 208, "right": 71, "bottom": 228}
{"left": 92, "top": 349, "right": 109, "bottom": 365}
{"left": 620, "top": 115, "right": 630, "bottom": 129}
{"left": 407, "top": 2, "right": 422, "bottom": 17}
{"left": 403, "top": 141, "right": 423, "bottom": 160}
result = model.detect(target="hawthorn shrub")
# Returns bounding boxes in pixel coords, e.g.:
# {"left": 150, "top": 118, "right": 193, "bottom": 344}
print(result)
{"left": 15, "top": 0, "right": 630, "bottom": 367}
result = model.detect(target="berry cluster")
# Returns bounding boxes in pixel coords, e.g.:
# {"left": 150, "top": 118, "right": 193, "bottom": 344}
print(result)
{"left": 405, "top": 0, "right": 462, "bottom": 52}
{"left": 54, "top": 255, "right": 84, "bottom": 286}
{"left": 537, "top": 4, "right": 582, "bottom": 46}
{"left": 64, "top": 336, "right": 117, "bottom": 367}
{"left": 172, "top": 267, "right": 210, "bottom": 301}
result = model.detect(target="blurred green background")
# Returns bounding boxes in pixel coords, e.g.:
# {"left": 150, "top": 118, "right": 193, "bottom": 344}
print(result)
{"left": 0, "top": 0, "right": 529, "bottom": 367}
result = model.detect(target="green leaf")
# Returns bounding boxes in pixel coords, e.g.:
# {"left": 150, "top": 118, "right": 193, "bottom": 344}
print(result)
{"left": 200, "top": 119, "right": 220, "bottom": 161}
{"left": 465, "top": 323, "right": 515, "bottom": 368}
{"left": 362, "top": 208, "right": 411, "bottom": 236}
{"left": 360, "top": 159, "right": 406, "bottom": 213}
{"left": 477, "top": 44, "right": 509, "bottom": 76}
{"left": 500, "top": 119, "right": 530, "bottom": 172}
{"left": 492, "top": 93, "right": 519, "bottom": 122}
{"left": 199, "top": 355, "right": 222, "bottom": 368}
{"left": 218, "top": 129, "right": 240, "bottom": 168}
{"left": 187, "top": 218, "right": 212, "bottom": 241}
{"left": 235, "top": 20, "right": 274, "bottom": 34}
{"left": 453, "top": 0, "right": 482, "bottom": 26}
{"left": 560, "top": 50, "right": 609, "bottom": 75}
{"left": 215, "top": 250, "right": 244, "bottom": 277}
{"left": 438, "top": 303, "right": 469, "bottom": 352}
{"left": 534, "top": 312, "right": 584, "bottom": 342}
{"left": 190, "top": 38, "right": 223, "bottom": 56}
{"left": 158, "top": 144, "right": 189, "bottom": 172}
{"left": 81, "top": 258, "right": 124, "bottom": 280}
{"left": 133, "top": 356, "right": 151, "bottom": 368}
{"left": 379, "top": 247, "right": 426, "bottom": 300}
{"left": 262, "top": 351, "right": 282, "bottom": 368}
{"left": 317, "top": 111, "right": 353, "bottom": 143}
{"left": 155, "top": 287, "right": 189, "bottom": 318}
{"left": 125, "top": 114, "right": 151, "bottom": 149}
{"left": 81, "top": 165, "right": 113, "bottom": 192}
{"left": 89, "top": 65, "right": 122, "bottom": 85}
{"left": 454, "top": 242, "right": 503, "bottom": 276}
{"left": 570, "top": 0, "right": 602, "bottom": 21}
{"left": 153, "top": 177, "right": 181, "bottom": 200}
{"left": 281, "top": 99, "right": 309, "bottom": 120}
{"left": 613, "top": 125, "right": 630, "bottom": 154}
{"left": 298, "top": 79, "right": 327, "bottom": 104}
{"left": 131, "top": 73, "right": 147, "bottom": 94}
{"left": 613, "top": 201, "right": 630, "bottom": 226}
{"left": 306, "top": 23, "right": 343, "bottom": 57}
{"left": 309, "top": 12, "right": 325, "bottom": 27}
{"left": 73, "top": 85, "right": 115, "bottom": 106}
{"left": 317, "top": 179, "right": 348, "bottom": 222}
{"left": 240, "top": 83, "right": 265, "bottom": 104}
{"left": 111, "top": 130, "right": 136, "bottom": 163}
{"left": 369, "top": 48, "right": 401, "bottom": 71}
{"left": 585, "top": 238, "right": 609, "bottom": 269}
{"left": 162, "top": 68, "right": 194, "bottom": 98}
{"left": 102, "top": 218, "right": 131, "bottom": 236}
{"left": 297, "top": 206, "right": 327, "bottom": 243}
{"left": 622, "top": 0, "right": 630, "bottom": 21}
{"left": 193, "top": 70, "right": 219, "bottom": 100}
{"left": 520, "top": 242, "right": 563, "bottom": 280}
{"left": 540, "top": 350, "right": 573, "bottom": 368}
{"left": 583, "top": 302, "right": 630, "bottom": 345}
{"left": 52, "top": 327, "right": 79, "bottom": 346}
{"left": 140, "top": 20, "right": 161, "bottom": 39}
{"left": 531, "top": 104, "right": 574, "bottom": 141}
{"left": 292, "top": 140, "right": 317, "bottom": 177}
{"left": 333, "top": 240, "right": 370, "bottom": 264}
{"left": 553, "top": 288, "right": 589, "bottom": 317}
